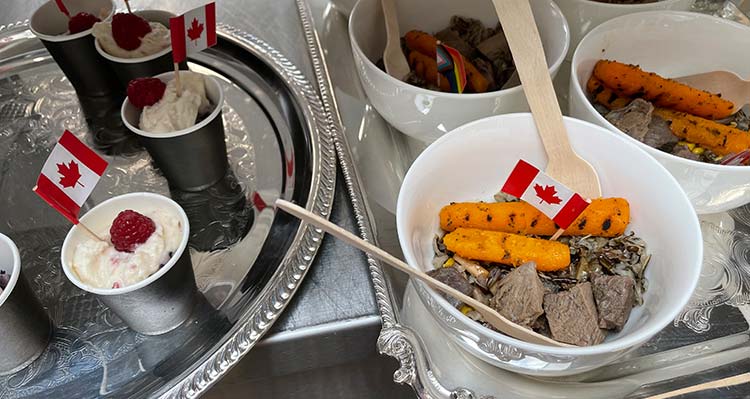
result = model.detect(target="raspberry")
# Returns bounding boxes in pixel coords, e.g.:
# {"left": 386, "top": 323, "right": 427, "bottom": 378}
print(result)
{"left": 110, "top": 210, "right": 156, "bottom": 253}
{"left": 111, "top": 13, "right": 152, "bottom": 51}
{"left": 68, "top": 12, "right": 100, "bottom": 34}
{"left": 127, "top": 78, "right": 166, "bottom": 108}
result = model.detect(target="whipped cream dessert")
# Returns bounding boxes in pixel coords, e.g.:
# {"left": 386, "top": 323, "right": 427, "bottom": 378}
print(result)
{"left": 71, "top": 209, "right": 182, "bottom": 289}
{"left": 139, "top": 72, "right": 213, "bottom": 133}
{"left": 92, "top": 18, "right": 169, "bottom": 58}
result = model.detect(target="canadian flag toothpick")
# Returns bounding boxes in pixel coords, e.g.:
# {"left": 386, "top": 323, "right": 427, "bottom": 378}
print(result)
{"left": 33, "top": 131, "right": 108, "bottom": 228}
{"left": 501, "top": 159, "right": 590, "bottom": 239}
{"left": 169, "top": 2, "right": 217, "bottom": 64}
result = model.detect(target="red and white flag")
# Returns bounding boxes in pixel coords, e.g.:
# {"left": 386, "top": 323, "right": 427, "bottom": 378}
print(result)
{"left": 33, "top": 130, "right": 108, "bottom": 224}
{"left": 170, "top": 3, "right": 217, "bottom": 64}
{"left": 500, "top": 160, "right": 590, "bottom": 229}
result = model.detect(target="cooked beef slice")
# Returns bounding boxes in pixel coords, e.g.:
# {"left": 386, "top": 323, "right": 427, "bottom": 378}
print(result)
{"left": 645, "top": 114, "right": 679, "bottom": 149}
{"left": 448, "top": 16, "right": 496, "bottom": 47}
{"left": 434, "top": 28, "right": 474, "bottom": 59}
{"left": 489, "top": 262, "right": 545, "bottom": 326}
{"left": 605, "top": 98, "right": 654, "bottom": 141}
{"left": 473, "top": 57, "right": 497, "bottom": 90}
{"left": 476, "top": 32, "right": 511, "bottom": 68}
{"left": 543, "top": 282, "right": 606, "bottom": 346}
{"left": 592, "top": 274, "right": 636, "bottom": 330}
{"left": 669, "top": 143, "right": 702, "bottom": 161}
{"left": 427, "top": 267, "right": 473, "bottom": 308}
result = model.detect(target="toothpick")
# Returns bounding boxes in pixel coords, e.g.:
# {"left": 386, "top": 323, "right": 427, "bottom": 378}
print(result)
{"left": 77, "top": 221, "right": 105, "bottom": 242}
{"left": 124, "top": 0, "right": 132, "bottom": 13}
{"left": 173, "top": 63, "right": 182, "bottom": 97}
{"left": 550, "top": 228, "right": 564, "bottom": 241}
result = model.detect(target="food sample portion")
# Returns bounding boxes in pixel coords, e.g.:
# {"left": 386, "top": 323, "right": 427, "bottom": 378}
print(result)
{"left": 93, "top": 12, "right": 170, "bottom": 58}
{"left": 380, "top": 16, "right": 516, "bottom": 93}
{"left": 128, "top": 72, "right": 214, "bottom": 133}
{"left": 0, "top": 269, "right": 9, "bottom": 295}
{"left": 71, "top": 209, "right": 182, "bottom": 289}
{"left": 587, "top": 60, "right": 750, "bottom": 165}
{"left": 429, "top": 191, "right": 650, "bottom": 346}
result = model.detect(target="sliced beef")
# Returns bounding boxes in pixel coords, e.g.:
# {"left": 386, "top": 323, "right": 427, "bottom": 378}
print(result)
{"left": 476, "top": 32, "right": 511, "bottom": 68}
{"left": 489, "top": 262, "right": 544, "bottom": 327}
{"left": 434, "top": 28, "right": 474, "bottom": 59}
{"left": 427, "top": 267, "right": 473, "bottom": 308}
{"left": 543, "top": 282, "right": 606, "bottom": 346}
{"left": 669, "top": 143, "right": 702, "bottom": 162}
{"left": 645, "top": 114, "right": 679, "bottom": 149}
{"left": 592, "top": 274, "right": 636, "bottom": 330}
{"left": 605, "top": 98, "right": 654, "bottom": 142}
{"left": 473, "top": 57, "right": 497, "bottom": 91}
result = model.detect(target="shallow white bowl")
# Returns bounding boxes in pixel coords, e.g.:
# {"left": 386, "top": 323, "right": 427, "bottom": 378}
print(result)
{"left": 396, "top": 113, "right": 702, "bottom": 376}
{"left": 349, "top": 0, "right": 569, "bottom": 144}
{"left": 555, "top": 0, "right": 693, "bottom": 60}
{"left": 569, "top": 11, "right": 750, "bottom": 214}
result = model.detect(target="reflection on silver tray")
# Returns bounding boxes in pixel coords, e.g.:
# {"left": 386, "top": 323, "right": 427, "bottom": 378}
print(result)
{"left": 0, "top": 22, "right": 335, "bottom": 398}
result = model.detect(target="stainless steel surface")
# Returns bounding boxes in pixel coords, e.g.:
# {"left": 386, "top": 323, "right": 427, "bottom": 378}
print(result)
{"left": 0, "top": 270, "right": 52, "bottom": 376}
{"left": 0, "top": 18, "right": 337, "bottom": 399}
{"left": 308, "top": 0, "right": 750, "bottom": 397}
{"left": 98, "top": 249, "right": 198, "bottom": 336}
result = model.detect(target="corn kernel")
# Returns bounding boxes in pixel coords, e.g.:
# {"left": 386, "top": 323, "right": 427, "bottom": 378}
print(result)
{"left": 460, "top": 305, "right": 474, "bottom": 315}
{"left": 692, "top": 147, "right": 705, "bottom": 155}
{"left": 443, "top": 258, "right": 455, "bottom": 268}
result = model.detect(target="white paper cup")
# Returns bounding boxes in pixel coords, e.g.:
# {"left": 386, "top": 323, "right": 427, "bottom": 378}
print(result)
{"left": 61, "top": 192, "right": 197, "bottom": 335}
{"left": 0, "top": 233, "right": 52, "bottom": 375}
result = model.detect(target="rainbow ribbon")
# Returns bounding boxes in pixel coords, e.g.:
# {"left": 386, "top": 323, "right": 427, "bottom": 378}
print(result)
{"left": 436, "top": 43, "right": 468, "bottom": 93}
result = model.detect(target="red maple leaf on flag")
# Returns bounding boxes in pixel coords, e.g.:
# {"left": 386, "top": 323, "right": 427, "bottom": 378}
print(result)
{"left": 57, "top": 160, "right": 84, "bottom": 188}
{"left": 533, "top": 184, "right": 562, "bottom": 205}
{"left": 187, "top": 18, "right": 203, "bottom": 43}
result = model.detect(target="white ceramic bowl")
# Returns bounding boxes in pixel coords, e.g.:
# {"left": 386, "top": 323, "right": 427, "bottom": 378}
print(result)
{"left": 555, "top": 0, "right": 693, "bottom": 60}
{"left": 569, "top": 11, "right": 750, "bottom": 214}
{"left": 396, "top": 113, "right": 702, "bottom": 376}
{"left": 349, "top": 0, "right": 569, "bottom": 143}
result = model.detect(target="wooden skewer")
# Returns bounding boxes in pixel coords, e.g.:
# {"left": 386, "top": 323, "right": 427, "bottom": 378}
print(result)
{"left": 275, "top": 199, "right": 571, "bottom": 347}
{"left": 77, "top": 221, "right": 105, "bottom": 242}
{"left": 124, "top": 0, "right": 132, "bottom": 13}
{"left": 644, "top": 372, "right": 750, "bottom": 399}
{"left": 173, "top": 63, "right": 182, "bottom": 97}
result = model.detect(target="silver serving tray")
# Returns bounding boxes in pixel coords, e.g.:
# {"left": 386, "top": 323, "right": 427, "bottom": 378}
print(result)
{"left": 296, "top": 0, "right": 750, "bottom": 397}
{"left": 0, "top": 22, "right": 335, "bottom": 398}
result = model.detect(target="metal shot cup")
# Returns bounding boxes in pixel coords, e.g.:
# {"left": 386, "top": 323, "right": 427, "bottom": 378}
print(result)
{"left": 122, "top": 72, "right": 229, "bottom": 191}
{"left": 94, "top": 10, "right": 187, "bottom": 87}
{"left": 0, "top": 233, "right": 53, "bottom": 375}
{"left": 61, "top": 193, "right": 198, "bottom": 335}
{"left": 30, "top": 0, "right": 120, "bottom": 97}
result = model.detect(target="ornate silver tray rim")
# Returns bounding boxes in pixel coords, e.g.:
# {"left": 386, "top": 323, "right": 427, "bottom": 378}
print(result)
{"left": 0, "top": 21, "right": 337, "bottom": 399}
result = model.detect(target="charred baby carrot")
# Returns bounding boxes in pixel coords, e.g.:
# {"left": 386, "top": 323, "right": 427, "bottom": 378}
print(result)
{"left": 654, "top": 108, "right": 750, "bottom": 156}
{"left": 587, "top": 75, "right": 631, "bottom": 110}
{"left": 443, "top": 228, "right": 571, "bottom": 272}
{"left": 440, "top": 198, "right": 630, "bottom": 238}
{"left": 404, "top": 30, "right": 489, "bottom": 93}
{"left": 592, "top": 60, "right": 735, "bottom": 120}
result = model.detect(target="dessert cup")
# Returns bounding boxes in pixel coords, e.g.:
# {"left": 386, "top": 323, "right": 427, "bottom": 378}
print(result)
{"left": 122, "top": 71, "right": 229, "bottom": 191}
{"left": 30, "top": 0, "right": 120, "bottom": 97}
{"left": 61, "top": 192, "right": 198, "bottom": 335}
{"left": 94, "top": 10, "right": 188, "bottom": 87}
{"left": 0, "top": 233, "right": 53, "bottom": 375}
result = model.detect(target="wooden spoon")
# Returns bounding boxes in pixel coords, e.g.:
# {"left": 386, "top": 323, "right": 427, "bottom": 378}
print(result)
{"left": 380, "top": 0, "right": 411, "bottom": 80}
{"left": 275, "top": 199, "right": 571, "bottom": 347}
{"left": 491, "top": 0, "right": 601, "bottom": 199}
{"left": 675, "top": 70, "right": 750, "bottom": 114}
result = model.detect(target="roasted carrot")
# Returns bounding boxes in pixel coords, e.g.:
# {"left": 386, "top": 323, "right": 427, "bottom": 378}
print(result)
{"left": 654, "top": 108, "right": 750, "bottom": 156}
{"left": 592, "top": 60, "right": 735, "bottom": 120}
{"left": 440, "top": 198, "right": 630, "bottom": 238}
{"left": 443, "top": 228, "right": 571, "bottom": 272}
{"left": 587, "top": 75, "right": 631, "bottom": 110}
{"left": 404, "top": 30, "right": 489, "bottom": 93}
{"left": 407, "top": 51, "right": 450, "bottom": 92}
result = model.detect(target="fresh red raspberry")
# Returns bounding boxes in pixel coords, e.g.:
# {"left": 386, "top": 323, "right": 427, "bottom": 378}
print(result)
{"left": 111, "top": 12, "right": 152, "bottom": 51}
{"left": 110, "top": 210, "right": 156, "bottom": 253}
{"left": 68, "top": 12, "right": 101, "bottom": 34}
{"left": 127, "top": 78, "right": 166, "bottom": 108}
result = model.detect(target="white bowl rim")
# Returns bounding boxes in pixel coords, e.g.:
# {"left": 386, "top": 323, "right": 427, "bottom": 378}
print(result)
{"left": 29, "top": 0, "right": 115, "bottom": 42}
{"left": 396, "top": 112, "right": 703, "bottom": 356}
{"left": 570, "top": 10, "right": 750, "bottom": 172}
{"left": 60, "top": 192, "right": 190, "bottom": 296}
{"left": 93, "top": 9, "right": 174, "bottom": 64}
{"left": 569, "top": 0, "right": 693, "bottom": 10}
{"left": 0, "top": 233, "right": 22, "bottom": 308}
{"left": 121, "top": 71, "right": 224, "bottom": 139}
{"left": 348, "top": 0, "right": 570, "bottom": 100}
